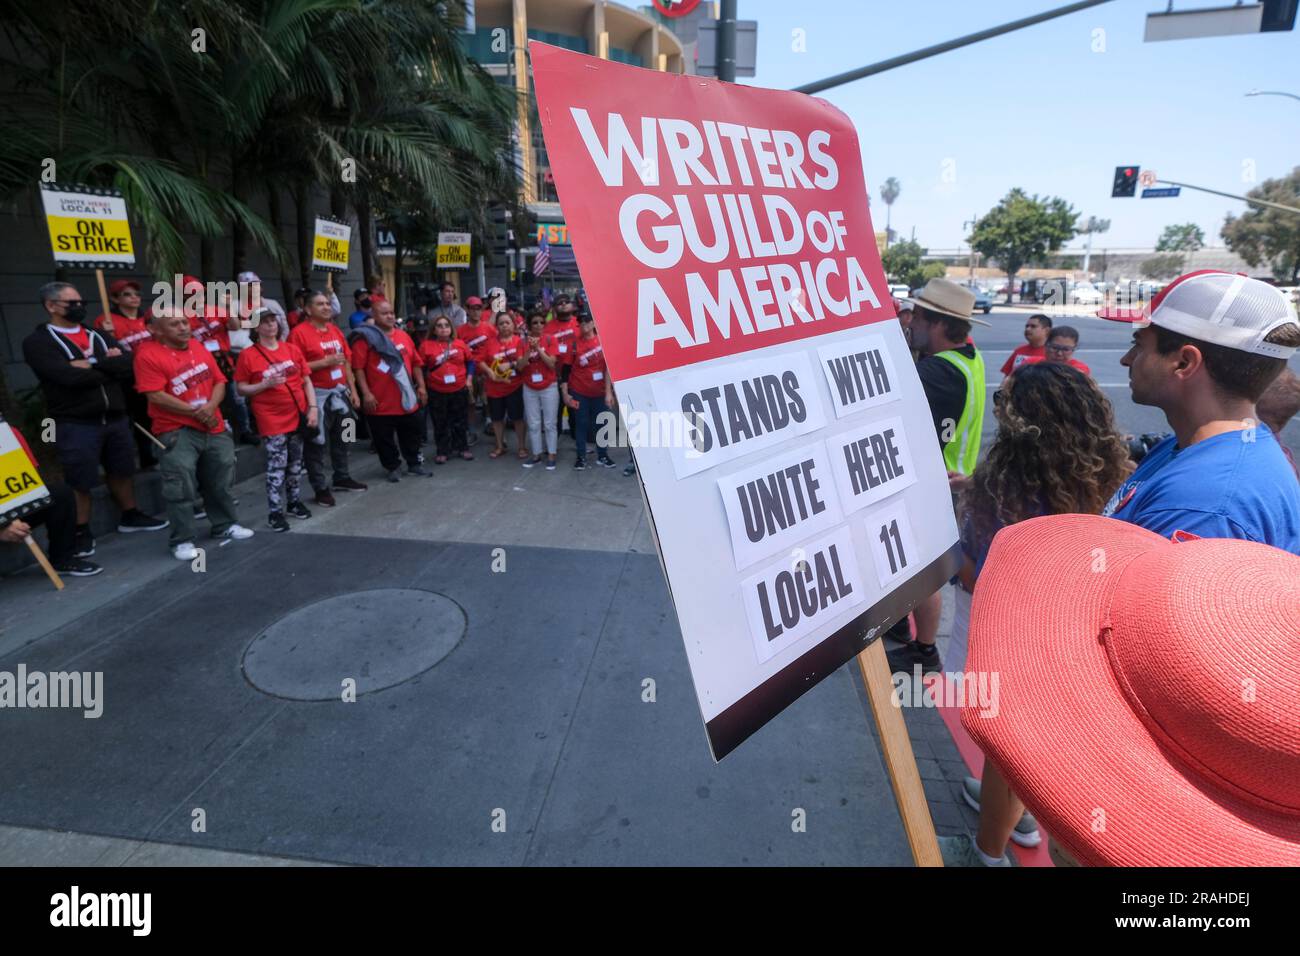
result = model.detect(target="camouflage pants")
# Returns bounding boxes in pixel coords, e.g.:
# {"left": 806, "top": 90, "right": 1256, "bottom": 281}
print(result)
{"left": 263, "top": 432, "right": 305, "bottom": 514}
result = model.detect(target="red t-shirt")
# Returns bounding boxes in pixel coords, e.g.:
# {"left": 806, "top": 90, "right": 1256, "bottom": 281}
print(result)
{"left": 189, "top": 307, "right": 232, "bottom": 354}
{"left": 1001, "top": 344, "right": 1045, "bottom": 376}
{"left": 568, "top": 333, "right": 608, "bottom": 398}
{"left": 133, "top": 339, "right": 227, "bottom": 435}
{"left": 419, "top": 337, "right": 471, "bottom": 394}
{"left": 456, "top": 320, "right": 497, "bottom": 364}
{"left": 94, "top": 312, "right": 152, "bottom": 353}
{"left": 543, "top": 316, "right": 580, "bottom": 365}
{"left": 520, "top": 333, "right": 560, "bottom": 390}
{"left": 289, "top": 320, "right": 352, "bottom": 390}
{"left": 352, "top": 329, "right": 422, "bottom": 416}
{"left": 51, "top": 325, "right": 92, "bottom": 356}
{"left": 1024, "top": 355, "right": 1092, "bottom": 376}
{"left": 287, "top": 309, "right": 306, "bottom": 329}
{"left": 234, "top": 342, "right": 311, "bottom": 437}
{"left": 482, "top": 335, "right": 524, "bottom": 399}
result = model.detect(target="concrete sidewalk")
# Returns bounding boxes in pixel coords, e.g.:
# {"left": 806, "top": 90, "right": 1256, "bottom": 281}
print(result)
{"left": 1, "top": 433, "right": 976, "bottom": 866}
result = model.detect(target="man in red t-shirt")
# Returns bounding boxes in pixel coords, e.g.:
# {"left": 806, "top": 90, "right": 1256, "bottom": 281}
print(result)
{"left": 134, "top": 311, "right": 255, "bottom": 558}
{"left": 289, "top": 290, "right": 367, "bottom": 506}
{"left": 352, "top": 298, "right": 428, "bottom": 481}
{"left": 520, "top": 311, "right": 561, "bottom": 469}
{"left": 457, "top": 297, "right": 496, "bottom": 438}
{"left": 1000, "top": 313, "right": 1051, "bottom": 378}
{"left": 559, "top": 312, "right": 615, "bottom": 469}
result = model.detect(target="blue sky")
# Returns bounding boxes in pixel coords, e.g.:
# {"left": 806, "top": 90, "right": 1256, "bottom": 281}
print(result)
{"left": 737, "top": 0, "right": 1299, "bottom": 251}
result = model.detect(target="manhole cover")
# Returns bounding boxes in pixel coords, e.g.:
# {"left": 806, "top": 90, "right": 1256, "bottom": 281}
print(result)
{"left": 242, "top": 589, "right": 465, "bottom": 701}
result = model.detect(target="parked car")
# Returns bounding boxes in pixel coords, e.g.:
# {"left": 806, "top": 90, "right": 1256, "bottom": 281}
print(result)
{"left": 888, "top": 283, "right": 911, "bottom": 301}
{"left": 1070, "top": 282, "right": 1104, "bottom": 306}
{"left": 971, "top": 288, "right": 993, "bottom": 313}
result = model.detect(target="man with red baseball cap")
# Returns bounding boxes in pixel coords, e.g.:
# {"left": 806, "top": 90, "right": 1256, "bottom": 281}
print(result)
{"left": 1100, "top": 271, "right": 1300, "bottom": 554}
{"left": 955, "top": 514, "right": 1300, "bottom": 866}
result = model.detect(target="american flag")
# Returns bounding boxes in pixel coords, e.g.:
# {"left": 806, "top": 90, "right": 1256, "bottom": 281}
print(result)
{"left": 534, "top": 230, "right": 551, "bottom": 275}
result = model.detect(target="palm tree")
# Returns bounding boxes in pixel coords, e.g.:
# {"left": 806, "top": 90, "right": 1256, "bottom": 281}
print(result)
{"left": 880, "top": 177, "right": 901, "bottom": 248}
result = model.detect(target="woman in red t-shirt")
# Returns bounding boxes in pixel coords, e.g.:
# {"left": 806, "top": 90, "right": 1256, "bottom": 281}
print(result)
{"left": 419, "top": 316, "right": 474, "bottom": 464}
{"left": 483, "top": 312, "right": 528, "bottom": 459}
{"left": 560, "top": 312, "right": 615, "bottom": 469}
{"left": 520, "top": 311, "right": 561, "bottom": 470}
{"left": 234, "top": 310, "right": 318, "bottom": 532}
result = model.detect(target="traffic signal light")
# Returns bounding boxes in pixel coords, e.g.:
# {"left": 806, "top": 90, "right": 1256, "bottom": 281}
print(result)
{"left": 1262, "top": 0, "right": 1297, "bottom": 32}
{"left": 1112, "top": 166, "right": 1139, "bottom": 198}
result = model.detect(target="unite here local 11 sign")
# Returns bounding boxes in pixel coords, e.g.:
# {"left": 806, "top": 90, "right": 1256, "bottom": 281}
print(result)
{"left": 532, "top": 43, "right": 962, "bottom": 760}
{"left": 312, "top": 217, "right": 352, "bottom": 272}
{"left": 40, "top": 184, "right": 136, "bottom": 269}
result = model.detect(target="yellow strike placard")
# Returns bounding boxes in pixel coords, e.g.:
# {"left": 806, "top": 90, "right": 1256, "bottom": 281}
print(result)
{"left": 40, "top": 187, "right": 136, "bottom": 266}
{"left": 436, "top": 232, "right": 471, "bottom": 269}
{"left": 312, "top": 217, "right": 352, "bottom": 272}
{"left": 0, "top": 422, "right": 49, "bottom": 520}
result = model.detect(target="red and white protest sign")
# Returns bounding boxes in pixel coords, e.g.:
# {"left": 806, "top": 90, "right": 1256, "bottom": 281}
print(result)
{"left": 532, "top": 43, "right": 961, "bottom": 759}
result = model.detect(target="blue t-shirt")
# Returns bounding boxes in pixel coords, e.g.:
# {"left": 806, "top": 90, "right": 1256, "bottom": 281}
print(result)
{"left": 348, "top": 310, "right": 369, "bottom": 329}
{"left": 1102, "top": 424, "right": 1300, "bottom": 554}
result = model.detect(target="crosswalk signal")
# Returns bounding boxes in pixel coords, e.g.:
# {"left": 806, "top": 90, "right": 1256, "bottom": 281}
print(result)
{"left": 1112, "top": 166, "right": 1139, "bottom": 198}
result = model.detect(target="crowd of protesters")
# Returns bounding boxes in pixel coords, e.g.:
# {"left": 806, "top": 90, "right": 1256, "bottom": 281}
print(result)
{"left": 4, "top": 265, "right": 1299, "bottom": 869}
{"left": 7, "top": 276, "right": 624, "bottom": 573}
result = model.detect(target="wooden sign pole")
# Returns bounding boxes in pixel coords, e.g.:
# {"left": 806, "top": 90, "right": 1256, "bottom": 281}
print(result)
{"left": 94, "top": 268, "right": 112, "bottom": 331}
{"left": 24, "top": 535, "right": 65, "bottom": 591}
{"left": 857, "top": 639, "right": 943, "bottom": 867}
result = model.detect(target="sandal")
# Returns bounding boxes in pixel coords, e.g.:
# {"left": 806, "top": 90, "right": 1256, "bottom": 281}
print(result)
{"left": 517, "top": 449, "right": 531, "bottom": 460}
{"left": 460, "top": 451, "right": 474, "bottom": 461}
{"left": 489, "top": 447, "right": 506, "bottom": 459}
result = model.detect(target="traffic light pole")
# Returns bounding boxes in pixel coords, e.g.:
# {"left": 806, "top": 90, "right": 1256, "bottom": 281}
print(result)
{"left": 1155, "top": 179, "right": 1300, "bottom": 217}
{"left": 717, "top": 0, "right": 738, "bottom": 83}
{"left": 792, "top": 0, "right": 1115, "bottom": 94}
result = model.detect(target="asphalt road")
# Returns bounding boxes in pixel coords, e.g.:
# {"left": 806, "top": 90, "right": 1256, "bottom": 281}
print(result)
{"left": 973, "top": 307, "right": 1300, "bottom": 460}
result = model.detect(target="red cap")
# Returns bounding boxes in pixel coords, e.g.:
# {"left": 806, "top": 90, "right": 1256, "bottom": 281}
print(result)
{"left": 181, "top": 274, "right": 204, "bottom": 292}
{"left": 465, "top": 296, "right": 483, "bottom": 307}
{"left": 108, "top": 279, "right": 141, "bottom": 297}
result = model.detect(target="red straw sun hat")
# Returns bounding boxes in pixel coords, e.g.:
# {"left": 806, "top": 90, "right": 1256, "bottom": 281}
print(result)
{"left": 961, "top": 514, "right": 1300, "bottom": 866}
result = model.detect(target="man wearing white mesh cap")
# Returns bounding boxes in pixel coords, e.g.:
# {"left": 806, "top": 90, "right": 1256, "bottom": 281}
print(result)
{"left": 1099, "top": 270, "right": 1300, "bottom": 554}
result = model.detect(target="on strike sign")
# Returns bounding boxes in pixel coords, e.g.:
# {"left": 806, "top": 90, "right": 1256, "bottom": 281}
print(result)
{"left": 312, "top": 217, "right": 351, "bottom": 272}
{"left": 40, "top": 184, "right": 136, "bottom": 269}
{"left": 532, "top": 43, "right": 960, "bottom": 759}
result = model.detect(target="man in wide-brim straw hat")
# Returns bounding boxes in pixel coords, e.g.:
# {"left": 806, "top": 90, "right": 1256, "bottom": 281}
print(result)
{"left": 887, "top": 277, "right": 991, "bottom": 677}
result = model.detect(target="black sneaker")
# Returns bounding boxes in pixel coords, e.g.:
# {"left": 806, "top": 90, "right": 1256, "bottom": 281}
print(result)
{"left": 194, "top": 506, "right": 208, "bottom": 521}
{"left": 573, "top": 458, "right": 586, "bottom": 471}
{"left": 117, "top": 508, "right": 169, "bottom": 533}
{"left": 886, "top": 640, "right": 942, "bottom": 675}
{"left": 623, "top": 463, "right": 636, "bottom": 477}
{"left": 333, "top": 478, "right": 368, "bottom": 491}
{"left": 267, "top": 512, "right": 290, "bottom": 533}
{"left": 597, "top": 456, "right": 616, "bottom": 469}
{"left": 407, "top": 465, "right": 432, "bottom": 477}
{"left": 522, "top": 456, "right": 542, "bottom": 469}
{"left": 52, "top": 558, "right": 103, "bottom": 577}
{"left": 285, "top": 500, "right": 312, "bottom": 520}
{"left": 73, "top": 528, "right": 95, "bottom": 558}
{"left": 387, "top": 470, "right": 401, "bottom": 483}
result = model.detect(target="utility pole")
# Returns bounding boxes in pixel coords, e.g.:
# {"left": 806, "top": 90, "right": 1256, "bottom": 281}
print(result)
{"left": 717, "top": 0, "right": 738, "bottom": 83}
{"left": 963, "top": 215, "right": 978, "bottom": 283}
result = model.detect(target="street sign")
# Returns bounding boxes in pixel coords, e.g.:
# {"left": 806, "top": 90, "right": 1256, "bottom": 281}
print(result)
{"left": 531, "top": 42, "right": 960, "bottom": 760}
{"left": 436, "top": 231, "right": 472, "bottom": 269}
{"left": 1141, "top": 187, "right": 1182, "bottom": 198}
{"left": 652, "top": 0, "right": 701, "bottom": 16}
{"left": 40, "top": 184, "right": 136, "bottom": 269}
{"left": 1138, "top": 170, "right": 1157, "bottom": 188}
{"left": 311, "top": 217, "right": 351, "bottom": 272}
{"left": 696, "top": 20, "right": 758, "bottom": 78}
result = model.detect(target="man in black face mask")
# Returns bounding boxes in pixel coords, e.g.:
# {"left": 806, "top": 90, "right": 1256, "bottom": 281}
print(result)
{"left": 348, "top": 288, "right": 373, "bottom": 329}
{"left": 22, "top": 282, "right": 168, "bottom": 558}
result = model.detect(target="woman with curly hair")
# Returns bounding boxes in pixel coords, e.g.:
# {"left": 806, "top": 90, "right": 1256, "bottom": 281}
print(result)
{"left": 958, "top": 360, "right": 1132, "bottom": 584}
{"left": 944, "top": 360, "right": 1132, "bottom": 867}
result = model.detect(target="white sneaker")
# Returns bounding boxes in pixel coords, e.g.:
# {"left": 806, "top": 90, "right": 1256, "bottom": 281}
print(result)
{"left": 216, "top": 524, "right": 255, "bottom": 541}
{"left": 172, "top": 541, "right": 199, "bottom": 561}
